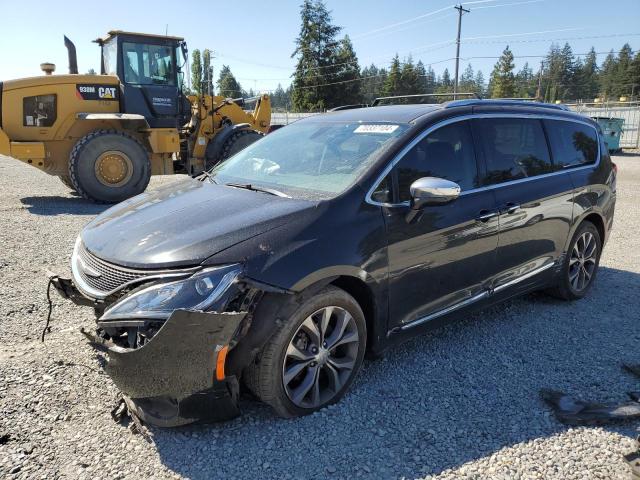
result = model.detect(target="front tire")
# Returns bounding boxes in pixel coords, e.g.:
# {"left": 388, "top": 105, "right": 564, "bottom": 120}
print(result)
{"left": 69, "top": 130, "right": 151, "bottom": 203}
{"left": 549, "top": 221, "right": 602, "bottom": 300}
{"left": 245, "top": 286, "right": 366, "bottom": 418}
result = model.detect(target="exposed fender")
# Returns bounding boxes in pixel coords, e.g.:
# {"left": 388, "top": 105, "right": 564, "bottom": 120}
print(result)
{"left": 290, "top": 265, "right": 371, "bottom": 292}
{"left": 205, "top": 122, "right": 251, "bottom": 162}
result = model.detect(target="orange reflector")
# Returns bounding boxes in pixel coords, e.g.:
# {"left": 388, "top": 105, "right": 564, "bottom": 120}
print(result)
{"left": 215, "top": 345, "right": 229, "bottom": 381}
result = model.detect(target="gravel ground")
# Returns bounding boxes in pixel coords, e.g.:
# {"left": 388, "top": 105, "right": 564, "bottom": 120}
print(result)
{"left": 0, "top": 153, "right": 639, "bottom": 480}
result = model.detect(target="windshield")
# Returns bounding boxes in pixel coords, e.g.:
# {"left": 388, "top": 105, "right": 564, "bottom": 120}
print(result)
{"left": 122, "top": 42, "right": 175, "bottom": 86}
{"left": 102, "top": 40, "right": 117, "bottom": 75}
{"left": 210, "top": 121, "right": 409, "bottom": 199}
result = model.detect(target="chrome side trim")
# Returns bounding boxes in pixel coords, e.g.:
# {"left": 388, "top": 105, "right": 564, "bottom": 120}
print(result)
{"left": 366, "top": 113, "right": 601, "bottom": 207}
{"left": 491, "top": 261, "right": 556, "bottom": 294}
{"left": 394, "top": 291, "right": 490, "bottom": 332}
{"left": 393, "top": 261, "right": 556, "bottom": 333}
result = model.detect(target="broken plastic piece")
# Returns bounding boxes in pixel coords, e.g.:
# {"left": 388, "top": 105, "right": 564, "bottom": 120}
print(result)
{"left": 624, "top": 436, "right": 640, "bottom": 479}
{"left": 540, "top": 389, "right": 640, "bottom": 425}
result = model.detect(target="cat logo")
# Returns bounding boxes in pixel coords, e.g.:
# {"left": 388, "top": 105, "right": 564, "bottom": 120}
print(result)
{"left": 76, "top": 84, "right": 119, "bottom": 101}
{"left": 98, "top": 87, "right": 116, "bottom": 99}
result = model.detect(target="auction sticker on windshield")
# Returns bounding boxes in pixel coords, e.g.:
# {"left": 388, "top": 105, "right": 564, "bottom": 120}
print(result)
{"left": 354, "top": 124, "right": 399, "bottom": 134}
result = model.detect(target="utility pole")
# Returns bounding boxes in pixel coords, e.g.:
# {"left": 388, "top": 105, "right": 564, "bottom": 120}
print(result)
{"left": 535, "top": 60, "right": 544, "bottom": 101}
{"left": 453, "top": 4, "right": 470, "bottom": 100}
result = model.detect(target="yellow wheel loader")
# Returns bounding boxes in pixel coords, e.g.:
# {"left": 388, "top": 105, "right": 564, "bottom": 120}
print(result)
{"left": 0, "top": 31, "right": 271, "bottom": 202}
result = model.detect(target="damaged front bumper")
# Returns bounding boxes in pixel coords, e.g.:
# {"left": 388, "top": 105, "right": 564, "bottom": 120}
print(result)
{"left": 51, "top": 276, "right": 248, "bottom": 427}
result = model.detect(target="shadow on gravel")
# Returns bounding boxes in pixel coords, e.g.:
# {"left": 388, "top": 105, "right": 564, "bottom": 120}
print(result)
{"left": 20, "top": 196, "right": 111, "bottom": 216}
{"left": 144, "top": 266, "right": 640, "bottom": 479}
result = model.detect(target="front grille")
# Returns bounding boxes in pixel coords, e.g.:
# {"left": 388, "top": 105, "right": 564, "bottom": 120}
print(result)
{"left": 71, "top": 242, "right": 198, "bottom": 299}
{"left": 76, "top": 245, "right": 150, "bottom": 294}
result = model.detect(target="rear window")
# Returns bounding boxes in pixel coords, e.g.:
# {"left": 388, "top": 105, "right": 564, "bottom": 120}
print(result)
{"left": 543, "top": 120, "right": 598, "bottom": 168}
{"left": 476, "top": 118, "right": 553, "bottom": 185}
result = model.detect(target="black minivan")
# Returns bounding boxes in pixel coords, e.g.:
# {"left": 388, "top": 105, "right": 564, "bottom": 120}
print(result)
{"left": 54, "top": 99, "right": 616, "bottom": 426}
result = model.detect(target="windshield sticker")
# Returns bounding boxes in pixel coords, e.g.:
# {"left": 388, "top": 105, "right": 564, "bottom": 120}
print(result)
{"left": 354, "top": 124, "right": 399, "bottom": 134}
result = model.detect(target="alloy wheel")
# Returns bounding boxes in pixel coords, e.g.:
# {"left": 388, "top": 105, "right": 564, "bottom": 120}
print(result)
{"left": 282, "top": 306, "right": 360, "bottom": 409}
{"left": 568, "top": 231, "right": 598, "bottom": 292}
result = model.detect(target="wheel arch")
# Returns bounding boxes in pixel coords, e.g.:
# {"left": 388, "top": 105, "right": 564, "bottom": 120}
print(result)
{"left": 290, "top": 268, "right": 385, "bottom": 355}
{"left": 566, "top": 210, "right": 607, "bottom": 252}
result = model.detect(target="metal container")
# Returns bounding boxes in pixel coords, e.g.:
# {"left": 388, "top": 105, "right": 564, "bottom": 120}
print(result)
{"left": 591, "top": 116, "right": 625, "bottom": 152}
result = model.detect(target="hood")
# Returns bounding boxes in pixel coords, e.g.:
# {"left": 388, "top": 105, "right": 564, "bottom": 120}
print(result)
{"left": 81, "top": 179, "right": 316, "bottom": 268}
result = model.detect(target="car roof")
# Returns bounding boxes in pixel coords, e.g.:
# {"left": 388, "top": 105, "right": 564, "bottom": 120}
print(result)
{"left": 295, "top": 99, "right": 590, "bottom": 126}
{"left": 299, "top": 104, "right": 443, "bottom": 124}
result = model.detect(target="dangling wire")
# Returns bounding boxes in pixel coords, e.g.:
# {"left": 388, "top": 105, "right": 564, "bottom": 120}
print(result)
{"left": 41, "top": 276, "right": 58, "bottom": 342}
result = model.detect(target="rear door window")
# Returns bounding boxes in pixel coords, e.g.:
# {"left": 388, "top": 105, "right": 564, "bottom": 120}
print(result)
{"left": 543, "top": 119, "right": 598, "bottom": 168}
{"left": 476, "top": 118, "right": 553, "bottom": 185}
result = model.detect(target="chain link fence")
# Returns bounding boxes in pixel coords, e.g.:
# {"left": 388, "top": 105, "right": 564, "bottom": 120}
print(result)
{"left": 271, "top": 112, "right": 322, "bottom": 126}
{"left": 566, "top": 101, "right": 640, "bottom": 149}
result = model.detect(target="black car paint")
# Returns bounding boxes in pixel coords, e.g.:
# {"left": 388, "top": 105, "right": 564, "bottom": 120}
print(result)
{"left": 67, "top": 102, "right": 615, "bottom": 425}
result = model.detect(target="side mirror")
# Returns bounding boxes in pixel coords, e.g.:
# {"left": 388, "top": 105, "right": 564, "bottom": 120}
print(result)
{"left": 410, "top": 177, "right": 461, "bottom": 209}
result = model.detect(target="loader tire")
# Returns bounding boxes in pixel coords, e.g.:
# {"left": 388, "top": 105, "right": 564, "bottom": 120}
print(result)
{"left": 69, "top": 130, "right": 151, "bottom": 203}
{"left": 59, "top": 175, "right": 75, "bottom": 191}
{"left": 219, "top": 129, "right": 264, "bottom": 162}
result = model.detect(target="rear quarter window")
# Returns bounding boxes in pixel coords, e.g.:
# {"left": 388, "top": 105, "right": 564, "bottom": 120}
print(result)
{"left": 543, "top": 119, "right": 598, "bottom": 168}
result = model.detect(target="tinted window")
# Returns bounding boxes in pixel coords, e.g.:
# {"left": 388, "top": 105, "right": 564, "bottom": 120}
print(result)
{"left": 477, "top": 118, "right": 553, "bottom": 185}
{"left": 544, "top": 120, "right": 598, "bottom": 168}
{"left": 23, "top": 95, "right": 56, "bottom": 127}
{"left": 122, "top": 42, "right": 175, "bottom": 86}
{"left": 393, "top": 121, "right": 479, "bottom": 202}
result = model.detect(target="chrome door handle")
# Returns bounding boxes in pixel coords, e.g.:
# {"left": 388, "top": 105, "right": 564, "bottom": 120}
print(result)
{"left": 476, "top": 210, "right": 499, "bottom": 222}
{"left": 502, "top": 203, "right": 520, "bottom": 214}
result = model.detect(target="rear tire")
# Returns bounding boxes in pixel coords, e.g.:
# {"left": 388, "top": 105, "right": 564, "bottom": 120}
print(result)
{"left": 69, "top": 130, "right": 151, "bottom": 203}
{"left": 548, "top": 221, "right": 602, "bottom": 301}
{"left": 244, "top": 286, "right": 366, "bottom": 418}
{"left": 59, "top": 175, "right": 75, "bottom": 191}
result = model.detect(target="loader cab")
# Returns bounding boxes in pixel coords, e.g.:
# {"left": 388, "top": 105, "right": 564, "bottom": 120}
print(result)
{"left": 97, "top": 30, "right": 188, "bottom": 128}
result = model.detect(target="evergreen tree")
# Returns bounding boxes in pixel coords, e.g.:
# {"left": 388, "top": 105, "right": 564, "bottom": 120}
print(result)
{"left": 399, "top": 56, "right": 421, "bottom": 95}
{"left": 382, "top": 55, "right": 402, "bottom": 96}
{"left": 217, "top": 65, "right": 243, "bottom": 97}
{"left": 459, "top": 63, "right": 476, "bottom": 93}
{"left": 579, "top": 47, "right": 599, "bottom": 100}
{"left": 631, "top": 51, "right": 640, "bottom": 99}
{"left": 424, "top": 65, "right": 437, "bottom": 94}
{"left": 291, "top": 0, "right": 342, "bottom": 111}
{"left": 474, "top": 70, "right": 485, "bottom": 97}
{"left": 332, "top": 35, "right": 361, "bottom": 105}
{"left": 613, "top": 44, "right": 634, "bottom": 97}
{"left": 191, "top": 49, "right": 202, "bottom": 95}
{"left": 559, "top": 43, "right": 577, "bottom": 100}
{"left": 415, "top": 61, "right": 427, "bottom": 93}
{"left": 202, "top": 49, "right": 214, "bottom": 95}
{"left": 600, "top": 50, "right": 617, "bottom": 99}
{"left": 361, "top": 64, "right": 386, "bottom": 105}
{"left": 490, "top": 46, "right": 516, "bottom": 98}
{"left": 515, "top": 62, "right": 535, "bottom": 98}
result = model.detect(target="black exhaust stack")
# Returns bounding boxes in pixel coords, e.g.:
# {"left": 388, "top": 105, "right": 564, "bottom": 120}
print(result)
{"left": 64, "top": 35, "right": 78, "bottom": 74}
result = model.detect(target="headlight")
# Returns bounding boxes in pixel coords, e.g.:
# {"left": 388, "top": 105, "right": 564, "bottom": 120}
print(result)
{"left": 100, "top": 264, "right": 241, "bottom": 321}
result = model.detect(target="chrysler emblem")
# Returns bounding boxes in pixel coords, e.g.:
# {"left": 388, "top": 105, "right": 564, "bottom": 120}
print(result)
{"left": 78, "top": 256, "right": 102, "bottom": 278}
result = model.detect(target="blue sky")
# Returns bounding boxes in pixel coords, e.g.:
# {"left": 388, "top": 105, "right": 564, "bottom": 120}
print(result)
{"left": 1, "top": 0, "right": 638, "bottom": 92}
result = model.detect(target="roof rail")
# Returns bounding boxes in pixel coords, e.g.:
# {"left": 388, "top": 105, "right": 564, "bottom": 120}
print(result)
{"left": 372, "top": 93, "right": 479, "bottom": 107}
{"left": 444, "top": 98, "right": 570, "bottom": 111}
{"left": 327, "top": 104, "right": 369, "bottom": 112}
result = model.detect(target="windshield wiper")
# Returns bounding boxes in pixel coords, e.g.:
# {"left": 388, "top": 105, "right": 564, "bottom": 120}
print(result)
{"left": 224, "top": 182, "right": 290, "bottom": 198}
{"left": 196, "top": 171, "right": 219, "bottom": 184}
